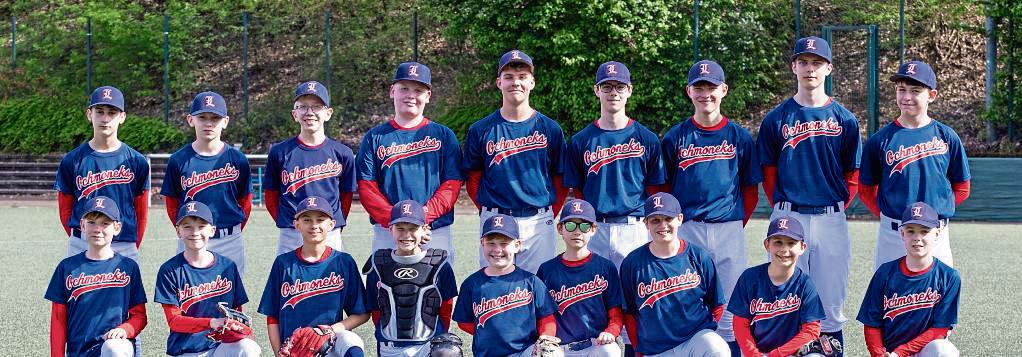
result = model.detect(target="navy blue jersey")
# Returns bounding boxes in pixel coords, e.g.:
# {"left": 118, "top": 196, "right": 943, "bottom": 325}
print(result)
{"left": 462, "top": 111, "right": 566, "bottom": 209}
{"left": 536, "top": 254, "right": 624, "bottom": 344}
{"left": 453, "top": 268, "right": 557, "bottom": 357}
{"left": 263, "top": 137, "right": 357, "bottom": 229}
{"left": 54, "top": 143, "right": 151, "bottom": 242}
{"left": 356, "top": 120, "right": 463, "bottom": 228}
{"left": 756, "top": 99, "right": 861, "bottom": 206}
{"left": 258, "top": 248, "right": 367, "bottom": 341}
{"left": 161, "top": 144, "right": 252, "bottom": 229}
{"left": 364, "top": 252, "right": 459, "bottom": 343}
{"left": 154, "top": 252, "right": 249, "bottom": 355}
{"left": 619, "top": 243, "right": 723, "bottom": 356}
{"left": 728, "top": 263, "right": 825, "bottom": 352}
{"left": 860, "top": 120, "right": 970, "bottom": 219}
{"left": 662, "top": 117, "right": 762, "bottom": 222}
{"left": 45, "top": 253, "right": 147, "bottom": 356}
{"left": 562, "top": 120, "right": 666, "bottom": 218}
{"left": 857, "top": 258, "right": 960, "bottom": 351}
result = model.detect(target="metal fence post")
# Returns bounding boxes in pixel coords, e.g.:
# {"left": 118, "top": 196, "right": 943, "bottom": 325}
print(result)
{"left": 10, "top": 16, "right": 15, "bottom": 70}
{"left": 986, "top": 16, "right": 998, "bottom": 144}
{"left": 795, "top": 0, "right": 801, "bottom": 38}
{"left": 692, "top": 0, "right": 700, "bottom": 62}
{"left": 868, "top": 25, "right": 880, "bottom": 135}
{"left": 86, "top": 17, "right": 93, "bottom": 96}
{"left": 822, "top": 27, "right": 833, "bottom": 96}
{"left": 163, "top": 14, "right": 170, "bottom": 123}
{"left": 413, "top": 11, "right": 418, "bottom": 62}
{"left": 242, "top": 11, "right": 250, "bottom": 145}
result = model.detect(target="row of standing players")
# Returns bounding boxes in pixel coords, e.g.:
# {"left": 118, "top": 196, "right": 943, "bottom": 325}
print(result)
{"left": 48, "top": 35, "right": 966, "bottom": 357}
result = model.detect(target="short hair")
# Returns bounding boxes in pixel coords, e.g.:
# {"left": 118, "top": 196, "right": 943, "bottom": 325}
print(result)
{"left": 82, "top": 211, "right": 115, "bottom": 221}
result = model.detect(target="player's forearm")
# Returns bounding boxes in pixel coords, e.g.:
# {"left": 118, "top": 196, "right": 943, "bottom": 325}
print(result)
{"left": 731, "top": 315, "right": 763, "bottom": 357}
{"left": 50, "top": 303, "right": 67, "bottom": 357}
{"left": 338, "top": 313, "right": 370, "bottom": 331}
{"left": 425, "top": 180, "right": 463, "bottom": 223}
{"left": 741, "top": 184, "right": 759, "bottom": 225}
{"left": 859, "top": 184, "right": 882, "bottom": 217}
{"left": 161, "top": 304, "right": 214, "bottom": 333}
{"left": 340, "top": 192, "right": 353, "bottom": 219}
{"left": 844, "top": 170, "right": 859, "bottom": 209}
{"left": 623, "top": 313, "right": 640, "bottom": 350}
{"left": 457, "top": 321, "right": 475, "bottom": 335}
{"left": 57, "top": 192, "right": 74, "bottom": 236}
{"left": 952, "top": 180, "right": 970, "bottom": 206}
{"left": 762, "top": 165, "right": 778, "bottom": 205}
{"left": 116, "top": 303, "right": 148, "bottom": 338}
{"left": 536, "top": 314, "right": 557, "bottom": 336}
{"left": 466, "top": 170, "right": 483, "bottom": 210}
{"left": 552, "top": 175, "right": 569, "bottom": 215}
{"left": 892, "top": 327, "right": 949, "bottom": 357}
{"left": 267, "top": 322, "right": 282, "bottom": 355}
{"left": 439, "top": 298, "right": 454, "bottom": 330}
{"left": 133, "top": 190, "right": 149, "bottom": 247}
{"left": 603, "top": 306, "right": 623, "bottom": 337}
{"left": 769, "top": 321, "right": 820, "bottom": 357}
{"left": 357, "top": 180, "right": 393, "bottom": 225}
{"left": 864, "top": 326, "right": 888, "bottom": 357}
{"left": 164, "top": 196, "right": 181, "bottom": 224}
{"left": 263, "top": 189, "right": 280, "bottom": 221}
{"left": 238, "top": 193, "right": 253, "bottom": 230}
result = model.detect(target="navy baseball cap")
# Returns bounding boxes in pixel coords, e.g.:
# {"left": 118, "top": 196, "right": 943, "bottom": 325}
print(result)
{"left": 190, "top": 91, "right": 228, "bottom": 117}
{"left": 890, "top": 60, "right": 938, "bottom": 89}
{"left": 596, "top": 61, "right": 631, "bottom": 85}
{"left": 390, "top": 199, "right": 426, "bottom": 226}
{"left": 175, "top": 201, "right": 214, "bottom": 225}
{"left": 791, "top": 36, "right": 832, "bottom": 63}
{"left": 295, "top": 196, "right": 334, "bottom": 219}
{"left": 481, "top": 214, "right": 519, "bottom": 240}
{"left": 687, "top": 60, "right": 726, "bottom": 86}
{"left": 644, "top": 192, "right": 682, "bottom": 218}
{"left": 393, "top": 61, "right": 432, "bottom": 89}
{"left": 559, "top": 199, "right": 596, "bottom": 223}
{"left": 88, "top": 86, "right": 125, "bottom": 111}
{"left": 294, "top": 81, "right": 330, "bottom": 107}
{"left": 82, "top": 196, "right": 121, "bottom": 222}
{"left": 497, "top": 49, "right": 534, "bottom": 75}
{"left": 767, "top": 216, "right": 804, "bottom": 241}
{"left": 900, "top": 202, "right": 940, "bottom": 228}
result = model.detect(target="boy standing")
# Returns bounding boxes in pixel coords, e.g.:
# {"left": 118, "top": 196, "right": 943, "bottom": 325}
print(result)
{"left": 536, "top": 199, "right": 624, "bottom": 357}
{"left": 358, "top": 62, "right": 464, "bottom": 260}
{"left": 363, "top": 200, "right": 459, "bottom": 357}
{"left": 154, "top": 201, "right": 259, "bottom": 356}
{"left": 756, "top": 36, "right": 862, "bottom": 350}
{"left": 463, "top": 49, "right": 568, "bottom": 273}
{"left": 860, "top": 61, "right": 971, "bottom": 269}
{"left": 729, "top": 216, "right": 827, "bottom": 357}
{"left": 258, "top": 196, "right": 370, "bottom": 357}
{"left": 162, "top": 91, "right": 253, "bottom": 273}
{"left": 453, "top": 214, "right": 559, "bottom": 357}
{"left": 857, "top": 202, "right": 961, "bottom": 357}
{"left": 56, "top": 86, "right": 150, "bottom": 261}
{"left": 46, "top": 196, "right": 148, "bottom": 357}
{"left": 263, "top": 81, "right": 357, "bottom": 254}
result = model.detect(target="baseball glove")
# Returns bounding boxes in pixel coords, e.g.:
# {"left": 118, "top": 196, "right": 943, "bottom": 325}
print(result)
{"left": 280, "top": 325, "right": 335, "bottom": 357}
{"left": 795, "top": 334, "right": 844, "bottom": 357}
{"left": 206, "top": 303, "right": 253, "bottom": 343}
{"left": 428, "top": 333, "right": 464, "bottom": 357}
{"left": 532, "top": 335, "right": 564, "bottom": 357}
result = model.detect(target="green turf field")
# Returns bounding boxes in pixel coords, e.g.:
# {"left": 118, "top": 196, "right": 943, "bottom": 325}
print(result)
{"left": 2, "top": 204, "right": 1018, "bottom": 356}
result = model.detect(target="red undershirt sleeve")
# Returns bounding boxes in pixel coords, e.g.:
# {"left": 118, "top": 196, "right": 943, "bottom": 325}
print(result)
{"left": 263, "top": 189, "right": 280, "bottom": 222}
{"left": 116, "top": 303, "right": 148, "bottom": 338}
{"left": 552, "top": 175, "right": 569, "bottom": 216}
{"left": 371, "top": 310, "right": 381, "bottom": 326}
{"left": 864, "top": 325, "right": 887, "bottom": 357}
{"left": 340, "top": 192, "right": 353, "bottom": 220}
{"left": 859, "top": 185, "right": 881, "bottom": 217}
{"left": 844, "top": 170, "right": 859, "bottom": 209}
{"left": 603, "top": 306, "right": 623, "bottom": 337}
{"left": 439, "top": 298, "right": 454, "bottom": 331}
{"left": 161, "top": 304, "right": 213, "bottom": 334}
{"left": 357, "top": 180, "right": 393, "bottom": 227}
{"left": 623, "top": 313, "right": 641, "bottom": 355}
{"left": 537, "top": 314, "right": 557, "bottom": 337}
{"left": 466, "top": 170, "right": 483, "bottom": 211}
{"left": 952, "top": 180, "right": 970, "bottom": 206}
{"left": 266, "top": 316, "right": 279, "bottom": 325}
{"left": 762, "top": 165, "right": 778, "bottom": 206}
{"left": 711, "top": 305, "right": 724, "bottom": 323}
{"left": 50, "top": 302, "right": 67, "bottom": 357}
{"left": 133, "top": 191, "right": 149, "bottom": 248}
{"left": 58, "top": 193, "right": 74, "bottom": 236}
{"left": 425, "top": 180, "right": 463, "bottom": 224}
{"left": 238, "top": 193, "right": 252, "bottom": 230}
{"left": 165, "top": 196, "right": 181, "bottom": 225}
{"left": 741, "top": 185, "right": 759, "bottom": 226}
{"left": 645, "top": 185, "right": 661, "bottom": 196}
{"left": 893, "top": 327, "right": 949, "bottom": 357}
{"left": 457, "top": 322, "right": 475, "bottom": 335}
{"left": 731, "top": 314, "right": 762, "bottom": 357}
{"left": 769, "top": 321, "right": 821, "bottom": 357}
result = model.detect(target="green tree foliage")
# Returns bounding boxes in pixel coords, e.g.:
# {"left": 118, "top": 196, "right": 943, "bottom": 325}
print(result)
{"left": 985, "top": 0, "right": 1021, "bottom": 131}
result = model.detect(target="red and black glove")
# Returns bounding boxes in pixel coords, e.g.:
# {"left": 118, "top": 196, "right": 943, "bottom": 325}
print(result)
{"left": 280, "top": 325, "right": 335, "bottom": 357}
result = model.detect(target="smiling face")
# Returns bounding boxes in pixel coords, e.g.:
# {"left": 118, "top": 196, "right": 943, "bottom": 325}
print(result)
{"left": 390, "top": 80, "right": 431, "bottom": 120}
{"left": 390, "top": 222, "right": 427, "bottom": 255}
{"left": 686, "top": 82, "right": 728, "bottom": 117}
{"left": 80, "top": 212, "right": 122, "bottom": 249}
{"left": 187, "top": 112, "right": 229, "bottom": 142}
{"left": 293, "top": 211, "right": 336, "bottom": 244}
{"left": 764, "top": 235, "right": 806, "bottom": 269}
{"left": 86, "top": 105, "right": 126, "bottom": 138}
{"left": 558, "top": 219, "right": 596, "bottom": 251}
{"left": 594, "top": 80, "right": 632, "bottom": 114}
{"left": 176, "top": 216, "right": 215, "bottom": 252}
{"left": 791, "top": 54, "right": 833, "bottom": 90}
{"left": 291, "top": 95, "right": 332, "bottom": 134}
{"left": 644, "top": 214, "right": 683, "bottom": 244}
{"left": 496, "top": 65, "right": 535, "bottom": 106}
{"left": 895, "top": 81, "right": 938, "bottom": 118}
{"left": 901, "top": 223, "right": 938, "bottom": 259}
{"left": 481, "top": 234, "right": 520, "bottom": 270}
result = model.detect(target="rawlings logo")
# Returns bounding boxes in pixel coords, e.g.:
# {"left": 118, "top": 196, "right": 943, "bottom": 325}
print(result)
{"left": 472, "top": 287, "right": 533, "bottom": 327}
{"left": 781, "top": 119, "right": 842, "bottom": 150}
{"left": 583, "top": 138, "right": 646, "bottom": 175}
{"left": 280, "top": 160, "right": 343, "bottom": 196}
{"left": 75, "top": 166, "right": 135, "bottom": 199}
{"left": 65, "top": 269, "right": 131, "bottom": 301}
{"left": 549, "top": 275, "right": 608, "bottom": 314}
{"left": 178, "top": 275, "right": 233, "bottom": 311}
{"left": 637, "top": 270, "right": 701, "bottom": 310}
{"left": 749, "top": 294, "right": 802, "bottom": 324}
{"left": 882, "top": 288, "right": 941, "bottom": 321}
{"left": 676, "top": 141, "right": 737, "bottom": 170}
{"left": 181, "top": 163, "right": 240, "bottom": 199}
{"left": 376, "top": 136, "right": 442, "bottom": 168}
{"left": 281, "top": 272, "right": 345, "bottom": 309}
{"left": 885, "top": 137, "right": 948, "bottom": 177}
{"left": 485, "top": 131, "right": 548, "bottom": 166}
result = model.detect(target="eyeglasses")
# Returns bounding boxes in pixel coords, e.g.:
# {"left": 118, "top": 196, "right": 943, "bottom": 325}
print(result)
{"left": 563, "top": 221, "right": 593, "bottom": 233}
{"left": 293, "top": 104, "right": 327, "bottom": 113}
{"left": 598, "top": 84, "right": 629, "bottom": 93}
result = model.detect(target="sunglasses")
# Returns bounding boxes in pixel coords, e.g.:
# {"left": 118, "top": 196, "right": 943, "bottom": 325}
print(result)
{"left": 563, "top": 221, "right": 593, "bottom": 233}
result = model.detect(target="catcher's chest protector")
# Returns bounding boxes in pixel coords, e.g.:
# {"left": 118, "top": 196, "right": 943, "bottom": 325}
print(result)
{"left": 366, "top": 248, "right": 447, "bottom": 341}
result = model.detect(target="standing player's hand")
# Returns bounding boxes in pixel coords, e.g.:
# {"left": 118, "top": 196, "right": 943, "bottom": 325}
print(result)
{"left": 888, "top": 353, "right": 900, "bottom": 357}
{"left": 595, "top": 332, "right": 615, "bottom": 345}
{"left": 421, "top": 226, "right": 433, "bottom": 245}
{"left": 104, "top": 327, "right": 128, "bottom": 340}
{"left": 210, "top": 317, "right": 227, "bottom": 329}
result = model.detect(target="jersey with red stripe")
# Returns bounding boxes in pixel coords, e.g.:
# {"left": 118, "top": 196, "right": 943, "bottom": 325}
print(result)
{"left": 662, "top": 117, "right": 762, "bottom": 222}
{"left": 356, "top": 119, "right": 463, "bottom": 228}
{"left": 452, "top": 268, "right": 557, "bottom": 357}
{"left": 619, "top": 243, "right": 723, "bottom": 355}
{"left": 728, "top": 263, "right": 825, "bottom": 352}
{"left": 45, "top": 253, "right": 147, "bottom": 356}
{"left": 462, "top": 111, "right": 566, "bottom": 210}
{"left": 860, "top": 120, "right": 970, "bottom": 218}
{"left": 536, "top": 253, "right": 623, "bottom": 344}
{"left": 756, "top": 99, "right": 861, "bottom": 206}
{"left": 562, "top": 120, "right": 666, "bottom": 218}
{"left": 54, "top": 143, "right": 151, "bottom": 242}
{"left": 161, "top": 145, "right": 252, "bottom": 228}
{"left": 857, "top": 258, "right": 960, "bottom": 351}
{"left": 257, "top": 248, "right": 367, "bottom": 341}
{"left": 263, "top": 137, "right": 356, "bottom": 228}
{"left": 154, "top": 252, "right": 249, "bottom": 356}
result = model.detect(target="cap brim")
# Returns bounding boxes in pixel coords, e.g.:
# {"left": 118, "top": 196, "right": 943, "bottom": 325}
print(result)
{"left": 688, "top": 77, "right": 724, "bottom": 86}
{"left": 899, "top": 219, "right": 939, "bottom": 228}
{"left": 294, "top": 93, "right": 330, "bottom": 107}
{"left": 175, "top": 213, "right": 212, "bottom": 226}
{"left": 767, "top": 232, "right": 804, "bottom": 241}
{"left": 190, "top": 109, "right": 227, "bottom": 117}
{"left": 559, "top": 214, "right": 596, "bottom": 223}
{"left": 596, "top": 77, "right": 631, "bottom": 85}
{"left": 791, "top": 51, "right": 832, "bottom": 63}
{"left": 83, "top": 209, "right": 119, "bottom": 221}
{"left": 393, "top": 78, "right": 432, "bottom": 89}
{"left": 644, "top": 210, "right": 679, "bottom": 219}
{"left": 889, "top": 75, "right": 935, "bottom": 88}
{"left": 390, "top": 217, "right": 425, "bottom": 226}
{"left": 498, "top": 60, "right": 533, "bottom": 74}
{"left": 88, "top": 102, "right": 125, "bottom": 111}
{"left": 295, "top": 208, "right": 334, "bottom": 219}
{"left": 481, "top": 228, "right": 518, "bottom": 240}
